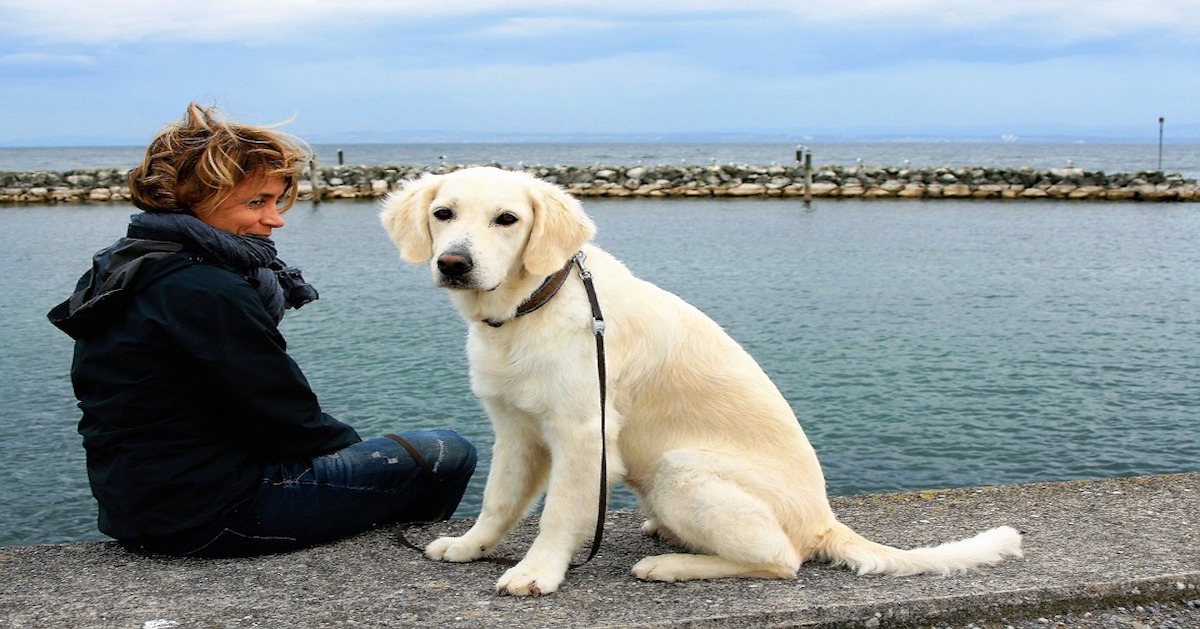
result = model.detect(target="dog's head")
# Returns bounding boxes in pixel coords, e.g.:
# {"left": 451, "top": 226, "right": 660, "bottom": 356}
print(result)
{"left": 380, "top": 166, "right": 596, "bottom": 291}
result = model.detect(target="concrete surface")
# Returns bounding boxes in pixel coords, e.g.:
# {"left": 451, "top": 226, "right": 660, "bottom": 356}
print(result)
{"left": 1, "top": 473, "right": 1196, "bottom": 628}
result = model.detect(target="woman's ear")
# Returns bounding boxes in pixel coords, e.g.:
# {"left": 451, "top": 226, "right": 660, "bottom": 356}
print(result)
{"left": 379, "top": 173, "right": 443, "bottom": 265}
{"left": 522, "top": 176, "right": 596, "bottom": 276}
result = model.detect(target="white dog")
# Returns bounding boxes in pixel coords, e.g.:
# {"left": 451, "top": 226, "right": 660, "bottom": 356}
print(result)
{"left": 380, "top": 166, "right": 1022, "bottom": 596}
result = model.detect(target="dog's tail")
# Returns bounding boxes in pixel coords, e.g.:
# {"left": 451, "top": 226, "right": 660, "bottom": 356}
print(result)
{"left": 816, "top": 520, "right": 1023, "bottom": 576}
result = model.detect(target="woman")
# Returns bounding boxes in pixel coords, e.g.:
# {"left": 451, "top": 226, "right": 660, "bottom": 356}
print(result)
{"left": 48, "top": 103, "right": 476, "bottom": 557}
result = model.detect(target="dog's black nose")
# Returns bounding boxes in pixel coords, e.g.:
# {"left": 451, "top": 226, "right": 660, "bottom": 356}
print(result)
{"left": 437, "top": 251, "right": 474, "bottom": 278}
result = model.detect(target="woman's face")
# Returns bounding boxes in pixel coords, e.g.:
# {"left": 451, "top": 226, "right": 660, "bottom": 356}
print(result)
{"left": 200, "top": 173, "right": 288, "bottom": 236}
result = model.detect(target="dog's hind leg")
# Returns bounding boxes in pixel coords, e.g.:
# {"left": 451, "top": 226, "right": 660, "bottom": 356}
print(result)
{"left": 632, "top": 449, "right": 800, "bottom": 582}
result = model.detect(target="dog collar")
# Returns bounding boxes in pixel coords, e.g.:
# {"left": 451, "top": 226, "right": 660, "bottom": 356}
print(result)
{"left": 483, "top": 257, "right": 576, "bottom": 328}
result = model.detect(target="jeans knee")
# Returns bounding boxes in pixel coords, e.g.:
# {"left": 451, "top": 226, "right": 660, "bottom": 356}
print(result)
{"left": 435, "top": 430, "right": 478, "bottom": 483}
{"left": 397, "top": 429, "right": 476, "bottom": 485}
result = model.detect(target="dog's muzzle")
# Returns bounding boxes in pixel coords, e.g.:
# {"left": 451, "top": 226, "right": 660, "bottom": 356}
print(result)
{"left": 436, "top": 250, "right": 476, "bottom": 288}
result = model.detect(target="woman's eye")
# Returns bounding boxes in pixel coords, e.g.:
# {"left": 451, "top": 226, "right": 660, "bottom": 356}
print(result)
{"left": 432, "top": 207, "right": 454, "bottom": 221}
{"left": 494, "top": 212, "right": 518, "bottom": 226}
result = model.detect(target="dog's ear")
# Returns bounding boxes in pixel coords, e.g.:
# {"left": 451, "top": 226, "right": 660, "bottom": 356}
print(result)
{"left": 379, "top": 173, "right": 442, "bottom": 265}
{"left": 523, "top": 176, "right": 596, "bottom": 275}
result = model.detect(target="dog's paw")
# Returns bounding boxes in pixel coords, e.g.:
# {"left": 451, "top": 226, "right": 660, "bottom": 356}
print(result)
{"left": 495, "top": 561, "right": 566, "bottom": 596}
{"left": 425, "top": 535, "right": 489, "bottom": 563}
{"left": 631, "top": 554, "right": 693, "bottom": 583}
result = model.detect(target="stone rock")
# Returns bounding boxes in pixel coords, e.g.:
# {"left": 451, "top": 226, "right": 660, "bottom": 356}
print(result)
{"left": 2, "top": 164, "right": 1197, "bottom": 204}
{"left": 726, "top": 183, "right": 767, "bottom": 196}
{"left": 810, "top": 182, "right": 839, "bottom": 196}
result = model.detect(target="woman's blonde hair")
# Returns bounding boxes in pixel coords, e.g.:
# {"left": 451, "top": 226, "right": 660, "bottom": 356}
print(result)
{"left": 127, "top": 103, "right": 311, "bottom": 216}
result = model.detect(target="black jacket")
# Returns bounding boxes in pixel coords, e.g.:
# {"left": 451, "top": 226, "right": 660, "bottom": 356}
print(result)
{"left": 49, "top": 239, "right": 360, "bottom": 541}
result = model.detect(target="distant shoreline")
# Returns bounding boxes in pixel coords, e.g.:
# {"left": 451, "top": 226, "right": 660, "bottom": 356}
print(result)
{"left": 1, "top": 163, "right": 1197, "bottom": 203}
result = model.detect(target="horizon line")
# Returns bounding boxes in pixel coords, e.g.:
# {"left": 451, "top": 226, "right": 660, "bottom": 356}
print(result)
{"left": 4, "top": 130, "right": 1199, "bottom": 149}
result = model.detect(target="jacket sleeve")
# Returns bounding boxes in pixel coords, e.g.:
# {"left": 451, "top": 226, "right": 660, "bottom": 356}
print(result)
{"left": 151, "top": 267, "right": 361, "bottom": 456}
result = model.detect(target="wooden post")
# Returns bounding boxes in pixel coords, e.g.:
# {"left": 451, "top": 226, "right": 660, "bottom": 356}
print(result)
{"left": 796, "top": 145, "right": 812, "bottom": 207}
{"left": 309, "top": 158, "right": 321, "bottom": 206}
{"left": 1158, "top": 117, "right": 1165, "bottom": 173}
{"left": 804, "top": 150, "right": 813, "bottom": 207}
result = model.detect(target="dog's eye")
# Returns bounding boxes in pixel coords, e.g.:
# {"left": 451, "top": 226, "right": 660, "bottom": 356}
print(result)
{"left": 432, "top": 207, "right": 454, "bottom": 221}
{"left": 494, "top": 212, "right": 519, "bottom": 227}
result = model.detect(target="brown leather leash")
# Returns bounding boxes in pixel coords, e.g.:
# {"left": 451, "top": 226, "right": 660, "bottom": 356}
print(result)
{"left": 393, "top": 251, "right": 609, "bottom": 569}
{"left": 573, "top": 250, "right": 609, "bottom": 568}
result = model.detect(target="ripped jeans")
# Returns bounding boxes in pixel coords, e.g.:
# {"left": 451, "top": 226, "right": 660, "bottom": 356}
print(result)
{"left": 132, "top": 429, "right": 476, "bottom": 558}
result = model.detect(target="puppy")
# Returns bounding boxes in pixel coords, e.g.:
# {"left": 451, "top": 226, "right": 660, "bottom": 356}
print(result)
{"left": 380, "top": 166, "right": 1021, "bottom": 596}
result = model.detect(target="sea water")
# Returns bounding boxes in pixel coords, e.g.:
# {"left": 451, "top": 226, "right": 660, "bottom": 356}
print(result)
{"left": 3, "top": 195, "right": 1198, "bottom": 547}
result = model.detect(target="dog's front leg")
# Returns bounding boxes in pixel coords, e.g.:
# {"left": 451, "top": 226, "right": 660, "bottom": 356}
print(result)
{"left": 426, "top": 411, "right": 549, "bottom": 563}
{"left": 495, "top": 414, "right": 606, "bottom": 596}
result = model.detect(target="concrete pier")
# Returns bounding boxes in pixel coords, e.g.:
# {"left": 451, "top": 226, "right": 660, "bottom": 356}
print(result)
{"left": 1, "top": 473, "right": 1196, "bottom": 628}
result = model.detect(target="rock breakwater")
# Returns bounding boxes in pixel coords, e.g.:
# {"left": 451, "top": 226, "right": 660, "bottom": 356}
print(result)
{"left": 2, "top": 163, "right": 1197, "bottom": 204}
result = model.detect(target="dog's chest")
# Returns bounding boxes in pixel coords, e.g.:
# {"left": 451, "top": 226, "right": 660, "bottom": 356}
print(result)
{"left": 466, "top": 323, "right": 593, "bottom": 413}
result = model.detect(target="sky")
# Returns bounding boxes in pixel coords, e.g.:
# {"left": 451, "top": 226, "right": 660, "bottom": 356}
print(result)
{"left": 1, "top": 0, "right": 1198, "bottom": 147}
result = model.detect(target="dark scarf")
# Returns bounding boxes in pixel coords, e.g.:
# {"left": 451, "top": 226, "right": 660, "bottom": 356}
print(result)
{"left": 127, "top": 212, "right": 318, "bottom": 322}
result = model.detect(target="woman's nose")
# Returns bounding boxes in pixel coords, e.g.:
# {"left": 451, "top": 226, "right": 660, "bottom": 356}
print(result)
{"left": 264, "top": 204, "right": 286, "bottom": 228}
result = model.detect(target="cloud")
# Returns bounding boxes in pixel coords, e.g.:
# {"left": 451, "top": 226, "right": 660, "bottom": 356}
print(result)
{"left": 0, "top": 51, "right": 99, "bottom": 81}
{"left": 0, "top": 0, "right": 427, "bottom": 44}
{"left": 0, "top": 0, "right": 1194, "bottom": 144}
{"left": 790, "top": 0, "right": 1200, "bottom": 37}
{"left": 0, "top": 52, "right": 97, "bottom": 69}
{"left": 1, "top": 0, "right": 1196, "bottom": 46}
{"left": 483, "top": 17, "right": 620, "bottom": 38}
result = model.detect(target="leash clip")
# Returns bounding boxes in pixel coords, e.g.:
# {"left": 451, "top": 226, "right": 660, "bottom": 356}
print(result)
{"left": 573, "top": 251, "right": 592, "bottom": 281}
{"left": 572, "top": 251, "right": 604, "bottom": 336}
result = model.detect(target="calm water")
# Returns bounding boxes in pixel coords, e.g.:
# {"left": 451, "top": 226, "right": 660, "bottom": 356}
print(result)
{"left": 2, "top": 142, "right": 1199, "bottom": 547}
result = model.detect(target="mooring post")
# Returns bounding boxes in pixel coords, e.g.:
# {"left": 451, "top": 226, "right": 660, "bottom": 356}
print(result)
{"left": 805, "top": 151, "right": 813, "bottom": 206}
{"left": 309, "top": 158, "right": 321, "bottom": 206}
{"left": 1158, "top": 117, "right": 1165, "bottom": 173}
{"left": 796, "top": 145, "right": 813, "bottom": 207}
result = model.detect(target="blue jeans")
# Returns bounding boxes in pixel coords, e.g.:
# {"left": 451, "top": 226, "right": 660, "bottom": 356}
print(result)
{"left": 130, "top": 429, "right": 476, "bottom": 557}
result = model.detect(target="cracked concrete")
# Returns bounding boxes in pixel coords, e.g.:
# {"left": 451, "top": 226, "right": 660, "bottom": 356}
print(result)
{"left": 1, "top": 473, "right": 1196, "bottom": 628}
